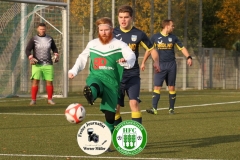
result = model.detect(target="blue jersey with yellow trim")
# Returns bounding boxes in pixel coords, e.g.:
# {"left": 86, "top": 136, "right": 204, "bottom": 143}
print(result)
{"left": 151, "top": 32, "right": 184, "bottom": 62}
{"left": 113, "top": 26, "right": 154, "bottom": 77}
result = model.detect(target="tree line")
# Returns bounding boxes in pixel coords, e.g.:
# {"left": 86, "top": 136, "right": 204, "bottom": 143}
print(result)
{"left": 67, "top": 0, "right": 240, "bottom": 51}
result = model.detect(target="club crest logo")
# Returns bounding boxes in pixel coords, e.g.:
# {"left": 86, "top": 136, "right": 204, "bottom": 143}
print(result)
{"left": 112, "top": 120, "right": 147, "bottom": 156}
{"left": 168, "top": 37, "right": 172, "bottom": 42}
{"left": 77, "top": 120, "right": 112, "bottom": 155}
{"left": 131, "top": 35, "right": 137, "bottom": 42}
{"left": 109, "top": 44, "right": 114, "bottom": 49}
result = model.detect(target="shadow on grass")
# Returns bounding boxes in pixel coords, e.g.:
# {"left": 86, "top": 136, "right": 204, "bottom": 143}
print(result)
{"left": 143, "top": 150, "right": 179, "bottom": 155}
{"left": 145, "top": 134, "right": 240, "bottom": 149}
{"left": 186, "top": 109, "right": 240, "bottom": 114}
{"left": 0, "top": 124, "right": 72, "bottom": 130}
{"left": 0, "top": 104, "right": 67, "bottom": 113}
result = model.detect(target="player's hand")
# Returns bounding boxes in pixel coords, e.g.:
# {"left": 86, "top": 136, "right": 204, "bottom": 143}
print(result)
{"left": 140, "top": 63, "right": 145, "bottom": 71}
{"left": 153, "top": 61, "right": 160, "bottom": 72}
{"left": 28, "top": 55, "right": 38, "bottom": 65}
{"left": 68, "top": 73, "right": 74, "bottom": 79}
{"left": 116, "top": 58, "right": 126, "bottom": 63}
{"left": 52, "top": 53, "right": 59, "bottom": 63}
{"left": 187, "top": 58, "right": 192, "bottom": 66}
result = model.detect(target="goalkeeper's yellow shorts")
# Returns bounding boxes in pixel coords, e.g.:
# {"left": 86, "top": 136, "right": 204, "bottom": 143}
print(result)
{"left": 31, "top": 64, "right": 54, "bottom": 81}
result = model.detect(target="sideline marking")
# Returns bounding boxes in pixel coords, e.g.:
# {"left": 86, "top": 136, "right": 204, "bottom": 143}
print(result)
{"left": 0, "top": 101, "right": 240, "bottom": 116}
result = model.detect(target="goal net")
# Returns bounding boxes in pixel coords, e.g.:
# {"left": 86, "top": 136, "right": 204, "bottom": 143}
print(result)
{"left": 0, "top": 1, "right": 67, "bottom": 98}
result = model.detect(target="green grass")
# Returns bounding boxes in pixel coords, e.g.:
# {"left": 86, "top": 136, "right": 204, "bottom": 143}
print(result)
{"left": 0, "top": 90, "right": 240, "bottom": 160}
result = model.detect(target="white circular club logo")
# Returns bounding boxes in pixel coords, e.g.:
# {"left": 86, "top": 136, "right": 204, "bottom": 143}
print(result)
{"left": 112, "top": 120, "right": 147, "bottom": 156}
{"left": 77, "top": 120, "right": 112, "bottom": 155}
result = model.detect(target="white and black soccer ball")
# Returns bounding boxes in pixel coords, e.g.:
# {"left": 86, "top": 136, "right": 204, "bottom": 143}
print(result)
{"left": 65, "top": 103, "right": 86, "bottom": 124}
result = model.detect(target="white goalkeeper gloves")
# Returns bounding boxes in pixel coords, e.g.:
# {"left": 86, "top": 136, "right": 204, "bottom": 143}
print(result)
{"left": 28, "top": 55, "right": 38, "bottom": 65}
{"left": 52, "top": 53, "right": 59, "bottom": 63}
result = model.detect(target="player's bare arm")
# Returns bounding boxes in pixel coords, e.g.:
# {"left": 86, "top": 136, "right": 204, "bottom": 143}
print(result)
{"left": 150, "top": 49, "right": 160, "bottom": 72}
{"left": 141, "top": 50, "right": 151, "bottom": 71}
{"left": 181, "top": 47, "right": 192, "bottom": 66}
{"left": 141, "top": 49, "right": 160, "bottom": 72}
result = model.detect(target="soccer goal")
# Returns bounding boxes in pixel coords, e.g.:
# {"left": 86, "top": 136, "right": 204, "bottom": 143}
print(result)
{"left": 0, "top": 0, "right": 68, "bottom": 98}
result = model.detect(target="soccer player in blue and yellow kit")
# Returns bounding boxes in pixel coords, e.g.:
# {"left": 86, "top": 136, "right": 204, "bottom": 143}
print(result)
{"left": 113, "top": 5, "right": 160, "bottom": 126}
{"left": 145, "top": 19, "right": 192, "bottom": 115}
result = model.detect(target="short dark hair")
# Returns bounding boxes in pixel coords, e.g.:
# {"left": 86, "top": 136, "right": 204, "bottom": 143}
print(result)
{"left": 118, "top": 5, "right": 133, "bottom": 17}
{"left": 37, "top": 23, "right": 46, "bottom": 27}
{"left": 161, "top": 19, "right": 173, "bottom": 29}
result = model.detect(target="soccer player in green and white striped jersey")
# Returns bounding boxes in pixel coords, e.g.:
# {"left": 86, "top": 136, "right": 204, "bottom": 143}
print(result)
{"left": 68, "top": 17, "right": 136, "bottom": 138}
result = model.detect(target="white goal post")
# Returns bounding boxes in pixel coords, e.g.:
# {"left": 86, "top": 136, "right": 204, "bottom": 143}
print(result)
{"left": 0, "top": 0, "right": 69, "bottom": 98}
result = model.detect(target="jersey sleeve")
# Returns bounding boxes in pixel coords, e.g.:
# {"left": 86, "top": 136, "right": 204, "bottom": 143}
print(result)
{"left": 140, "top": 32, "right": 154, "bottom": 51}
{"left": 25, "top": 37, "right": 34, "bottom": 57}
{"left": 51, "top": 38, "right": 59, "bottom": 53}
{"left": 174, "top": 36, "right": 184, "bottom": 50}
{"left": 150, "top": 35, "right": 157, "bottom": 48}
{"left": 120, "top": 42, "right": 136, "bottom": 69}
{"left": 68, "top": 42, "right": 91, "bottom": 76}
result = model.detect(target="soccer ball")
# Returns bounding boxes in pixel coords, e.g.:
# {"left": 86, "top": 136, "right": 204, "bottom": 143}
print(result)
{"left": 65, "top": 103, "right": 86, "bottom": 124}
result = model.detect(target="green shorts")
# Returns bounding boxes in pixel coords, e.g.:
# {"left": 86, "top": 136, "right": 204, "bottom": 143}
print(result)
{"left": 31, "top": 64, "right": 54, "bottom": 81}
{"left": 86, "top": 76, "right": 118, "bottom": 113}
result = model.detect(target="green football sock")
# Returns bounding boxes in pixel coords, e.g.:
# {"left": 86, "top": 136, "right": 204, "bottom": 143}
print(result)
{"left": 105, "top": 121, "right": 114, "bottom": 133}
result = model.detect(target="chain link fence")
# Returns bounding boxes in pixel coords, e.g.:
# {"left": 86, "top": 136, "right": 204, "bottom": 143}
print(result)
{"left": 1, "top": 0, "right": 239, "bottom": 97}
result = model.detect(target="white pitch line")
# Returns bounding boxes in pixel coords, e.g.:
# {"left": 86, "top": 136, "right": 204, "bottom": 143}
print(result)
{"left": 0, "top": 112, "right": 103, "bottom": 116}
{"left": 0, "top": 154, "right": 218, "bottom": 160}
{"left": 121, "top": 100, "right": 240, "bottom": 114}
{"left": 0, "top": 101, "right": 240, "bottom": 116}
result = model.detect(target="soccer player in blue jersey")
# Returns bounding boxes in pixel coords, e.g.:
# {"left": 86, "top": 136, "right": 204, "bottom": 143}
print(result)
{"left": 145, "top": 19, "right": 192, "bottom": 115}
{"left": 113, "top": 5, "right": 160, "bottom": 126}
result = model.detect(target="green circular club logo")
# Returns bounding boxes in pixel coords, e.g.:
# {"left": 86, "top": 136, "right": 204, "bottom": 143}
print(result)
{"left": 112, "top": 120, "right": 147, "bottom": 156}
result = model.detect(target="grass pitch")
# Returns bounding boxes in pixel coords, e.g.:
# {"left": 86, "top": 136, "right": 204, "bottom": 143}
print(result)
{"left": 0, "top": 90, "right": 240, "bottom": 160}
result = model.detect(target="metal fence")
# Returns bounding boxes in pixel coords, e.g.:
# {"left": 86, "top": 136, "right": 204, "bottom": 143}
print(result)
{"left": 67, "top": 0, "right": 240, "bottom": 92}
{"left": 69, "top": 48, "right": 240, "bottom": 92}
{"left": 1, "top": 0, "right": 240, "bottom": 98}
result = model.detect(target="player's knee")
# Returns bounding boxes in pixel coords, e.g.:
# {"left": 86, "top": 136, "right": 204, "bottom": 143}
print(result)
{"left": 46, "top": 81, "right": 53, "bottom": 86}
{"left": 104, "top": 110, "right": 115, "bottom": 124}
{"left": 154, "top": 86, "right": 161, "bottom": 90}
{"left": 129, "top": 100, "right": 139, "bottom": 111}
{"left": 168, "top": 86, "right": 175, "bottom": 91}
{"left": 32, "top": 80, "right": 40, "bottom": 86}
{"left": 129, "top": 99, "right": 138, "bottom": 105}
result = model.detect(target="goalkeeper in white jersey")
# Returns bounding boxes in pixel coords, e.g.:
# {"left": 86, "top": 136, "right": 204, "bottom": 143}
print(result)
{"left": 68, "top": 17, "right": 136, "bottom": 137}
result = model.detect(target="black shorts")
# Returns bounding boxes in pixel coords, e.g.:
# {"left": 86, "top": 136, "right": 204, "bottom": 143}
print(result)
{"left": 118, "top": 76, "right": 141, "bottom": 107}
{"left": 154, "top": 61, "right": 176, "bottom": 86}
